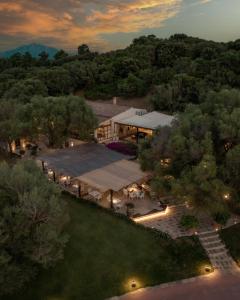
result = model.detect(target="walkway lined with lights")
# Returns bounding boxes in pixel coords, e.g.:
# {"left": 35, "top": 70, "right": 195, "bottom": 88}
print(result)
{"left": 199, "top": 231, "right": 239, "bottom": 274}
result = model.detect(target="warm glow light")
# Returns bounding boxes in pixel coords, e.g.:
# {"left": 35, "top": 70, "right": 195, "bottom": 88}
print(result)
{"left": 133, "top": 207, "right": 169, "bottom": 223}
{"left": 48, "top": 170, "right": 53, "bottom": 175}
{"left": 223, "top": 193, "right": 230, "bottom": 200}
{"left": 200, "top": 264, "right": 214, "bottom": 276}
{"left": 124, "top": 277, "right": 142, "bottom": 293}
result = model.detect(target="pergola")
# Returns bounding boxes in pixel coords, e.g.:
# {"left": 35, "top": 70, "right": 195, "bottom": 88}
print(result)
{"left": 37, "top": 143, "right": 149, "bottom": 205}
{"left": 74, "top": 159, "right": 148, "bottom": 193}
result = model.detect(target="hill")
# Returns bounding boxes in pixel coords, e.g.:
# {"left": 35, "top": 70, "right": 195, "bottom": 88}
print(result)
{"left": 0, "top": 43, "right": 59, "bottom": 58}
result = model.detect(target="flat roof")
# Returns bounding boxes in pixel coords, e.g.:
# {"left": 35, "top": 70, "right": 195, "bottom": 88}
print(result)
{"left": 75, "top": 159, "right": 148, "bottom": 192}
{"left": 117, "top": 111, "right": 174, "bottom": 130}
{"left": 38, "top": 143, "right": 130, "bottom": 178}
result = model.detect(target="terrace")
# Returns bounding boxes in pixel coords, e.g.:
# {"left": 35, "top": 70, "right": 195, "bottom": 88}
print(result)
{"left": 37, "top": 143, "right": 166, "bottom": 220}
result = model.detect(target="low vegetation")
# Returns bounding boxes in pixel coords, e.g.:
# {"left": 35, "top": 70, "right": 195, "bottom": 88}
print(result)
{"left": 220, "top": 224, "right": 240, "bottom": 265}
{"left": 180, "top": 215, "right": 199, "bottom": 230}
{"left": 4, "top": 194, "right": 210, "bottom": 300}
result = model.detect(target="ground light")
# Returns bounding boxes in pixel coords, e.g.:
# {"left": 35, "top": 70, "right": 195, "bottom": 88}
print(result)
{"left": 123, "top": 277, "right": 143, "bottom": 293}
{"left": 131, "top": 280, "right": 137, "bottom": 289}
{"left": 204, "top": 265, "right": 213, "bottom": 274}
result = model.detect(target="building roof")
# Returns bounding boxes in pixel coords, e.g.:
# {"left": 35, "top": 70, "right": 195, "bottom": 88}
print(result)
{"left": 86, "top": 101, "right": 130, "bottom": 123}
{"left": 38, "top": 143, "right": 130, "bottom": 178}
{"left": 75, "top": 159, "right": 148, "bottom": 192}
{"left": 117, "top": 111, "right": 174, "bottom": 130}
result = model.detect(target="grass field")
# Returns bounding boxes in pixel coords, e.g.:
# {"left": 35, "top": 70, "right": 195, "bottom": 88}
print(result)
{"left": 4, "top": 193, "right": 210, "bottom": 300}
{"left": 220, "top": 224, "right": 240, "bottom": 266}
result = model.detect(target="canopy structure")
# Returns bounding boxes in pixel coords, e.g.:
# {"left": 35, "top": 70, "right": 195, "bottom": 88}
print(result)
{"left": 38, "top": 143, "right": 130, "bottom": 177}
{"left": 74, "top": 159, "right": 149, "bottom": 192}
{"left": 117, "top": 111, "right": 174, "bottom": 130}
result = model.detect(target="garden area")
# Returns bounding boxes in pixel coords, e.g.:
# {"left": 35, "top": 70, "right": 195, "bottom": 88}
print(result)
{"left": 4, "top": 193, "right": 210, "bottom": 300}
{"left": 220, "top": 224, "right": 240, "bottom": 266}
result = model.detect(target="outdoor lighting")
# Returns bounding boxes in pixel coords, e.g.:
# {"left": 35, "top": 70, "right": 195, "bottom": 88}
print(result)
{"left": 223, "top": 193, "right": 230, "bottom": 200}
{"left": 72, "top": 184, "right": 79, "bottom": 188}
{"left": 133, "top": 206, "right": 169, "bottom": 223}
{"left": 131, "top": 280, "right": 137, "bottom": 289}
{"left": 70, "top": 141, "right": 74, "bottom": 147}
{"left": 204, "top": 265, "right": 213, "bottom": 274}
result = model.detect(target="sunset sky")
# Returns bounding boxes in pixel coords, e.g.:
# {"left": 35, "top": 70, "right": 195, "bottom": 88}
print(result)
{"left": 0, "top": 0, "right": 239, "bottom": 52}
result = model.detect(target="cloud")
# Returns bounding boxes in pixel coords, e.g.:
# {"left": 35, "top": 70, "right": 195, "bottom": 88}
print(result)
{"left": 0, "top": 0, "right": 182, "bottom": 51}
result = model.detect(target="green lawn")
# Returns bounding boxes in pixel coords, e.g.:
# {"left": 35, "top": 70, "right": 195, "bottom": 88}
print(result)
{"left": 5, "top": 193, "right": 210, "bottom": 300}
{"left": 220, "top": 224, "right": 240, "bottom": 265}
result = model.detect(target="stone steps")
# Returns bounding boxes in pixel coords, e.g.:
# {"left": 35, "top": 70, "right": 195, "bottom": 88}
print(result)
{"left": 199, "top": 230, "right": 239, "bottom": 273}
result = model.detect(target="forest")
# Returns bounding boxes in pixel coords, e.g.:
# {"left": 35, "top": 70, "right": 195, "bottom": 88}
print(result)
{"left": 0, "top": 34, "right": 240, "bottom": 111}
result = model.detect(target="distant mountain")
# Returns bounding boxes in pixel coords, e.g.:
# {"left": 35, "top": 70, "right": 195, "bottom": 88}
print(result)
{"left": 0, "top": 43, "right": 59, "bottom": 59}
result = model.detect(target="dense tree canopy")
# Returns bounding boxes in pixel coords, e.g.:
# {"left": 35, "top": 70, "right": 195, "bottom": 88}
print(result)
{"left": 0, "top": 160, "right": 68, "bottom": 295}
{"left": 140, "top": 89, "right": 240, "bottom": 218}
{"left": 0, "top": 34, "right": 239, "bottom": 103}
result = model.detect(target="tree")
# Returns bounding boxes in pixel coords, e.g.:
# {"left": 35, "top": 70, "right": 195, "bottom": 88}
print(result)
{"left": 223, "top": 145, "right": 240, "bottom": 191}
{"left": 0, "top": 160, "right": 68, "bottom": 295}
{"left": 38, "top": 51, "right": 49, "bottom": 66}
{"left": 78, "top": 44, "right": 90, "bottom": 56}
{"left": 3, "top": 79, "right": 47, "bottom": 103}
{"left": 171, "top": 154, "right": 230, "bottom": 216}
{"left": 28, "top": 95, "right": 97, "bottom": 147}
{"left": 54, "top": 49, "right": 68, "bottom": 61}
{"left": 118, "top": 73, "right": 148, "bottom": 97}
{"left": 37, "top": 67, "right": 72, "bottom": 95}
{"left": 0, "top": 100, "right": 21, "bottom": 152}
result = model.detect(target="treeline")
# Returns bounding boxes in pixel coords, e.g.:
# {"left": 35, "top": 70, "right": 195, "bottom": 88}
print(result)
{"left": 0, "top": 34, "right": 240, "bottom": 112}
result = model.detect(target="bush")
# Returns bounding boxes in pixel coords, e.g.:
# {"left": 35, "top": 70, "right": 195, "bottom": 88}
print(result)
{"left": 213, "top": 211, "right": 230, "bottom": 226}
{"left": 180, "top": 215, "right": 199, "bottom": 230}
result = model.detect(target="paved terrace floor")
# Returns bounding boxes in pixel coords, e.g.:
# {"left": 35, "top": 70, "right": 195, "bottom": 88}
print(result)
{"left": 141, "top": 205, "right": 240, "bottom": 239}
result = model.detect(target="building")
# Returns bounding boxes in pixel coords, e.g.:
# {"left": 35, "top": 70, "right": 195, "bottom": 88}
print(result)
{"left": 87, "top": 100, "right": 174, "bottom": 144}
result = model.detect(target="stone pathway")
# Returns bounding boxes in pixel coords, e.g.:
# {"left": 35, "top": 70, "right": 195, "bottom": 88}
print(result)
{"left": 139, "top": 204, "right": 240, "bottom": 239}
{"left": 139, "top": 204, "right": 240, "bottom": 275}
{"left": 199, "top": 230, "right": 239, "bottom": 274}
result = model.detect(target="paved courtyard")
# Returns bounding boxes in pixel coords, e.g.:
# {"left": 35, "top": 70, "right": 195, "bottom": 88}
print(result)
{"left": 140, "top": 204, "right": 240, "bottom": 239}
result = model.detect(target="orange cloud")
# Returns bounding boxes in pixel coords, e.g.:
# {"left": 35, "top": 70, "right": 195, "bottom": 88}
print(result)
{"left": 0, "top": 0, "right": 182, "bottom": 50}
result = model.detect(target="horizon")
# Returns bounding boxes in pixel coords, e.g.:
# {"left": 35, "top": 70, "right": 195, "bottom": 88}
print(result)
{"left": 0, "top": 1, "right": 240, "bottom": 52}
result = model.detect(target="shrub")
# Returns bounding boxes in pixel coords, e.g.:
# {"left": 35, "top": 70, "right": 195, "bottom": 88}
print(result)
{"left": 180, "top": 215, "right": 199, "bottom": 230}
{"left": 213, "top": 211, "right": 230, "bottom": 226}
